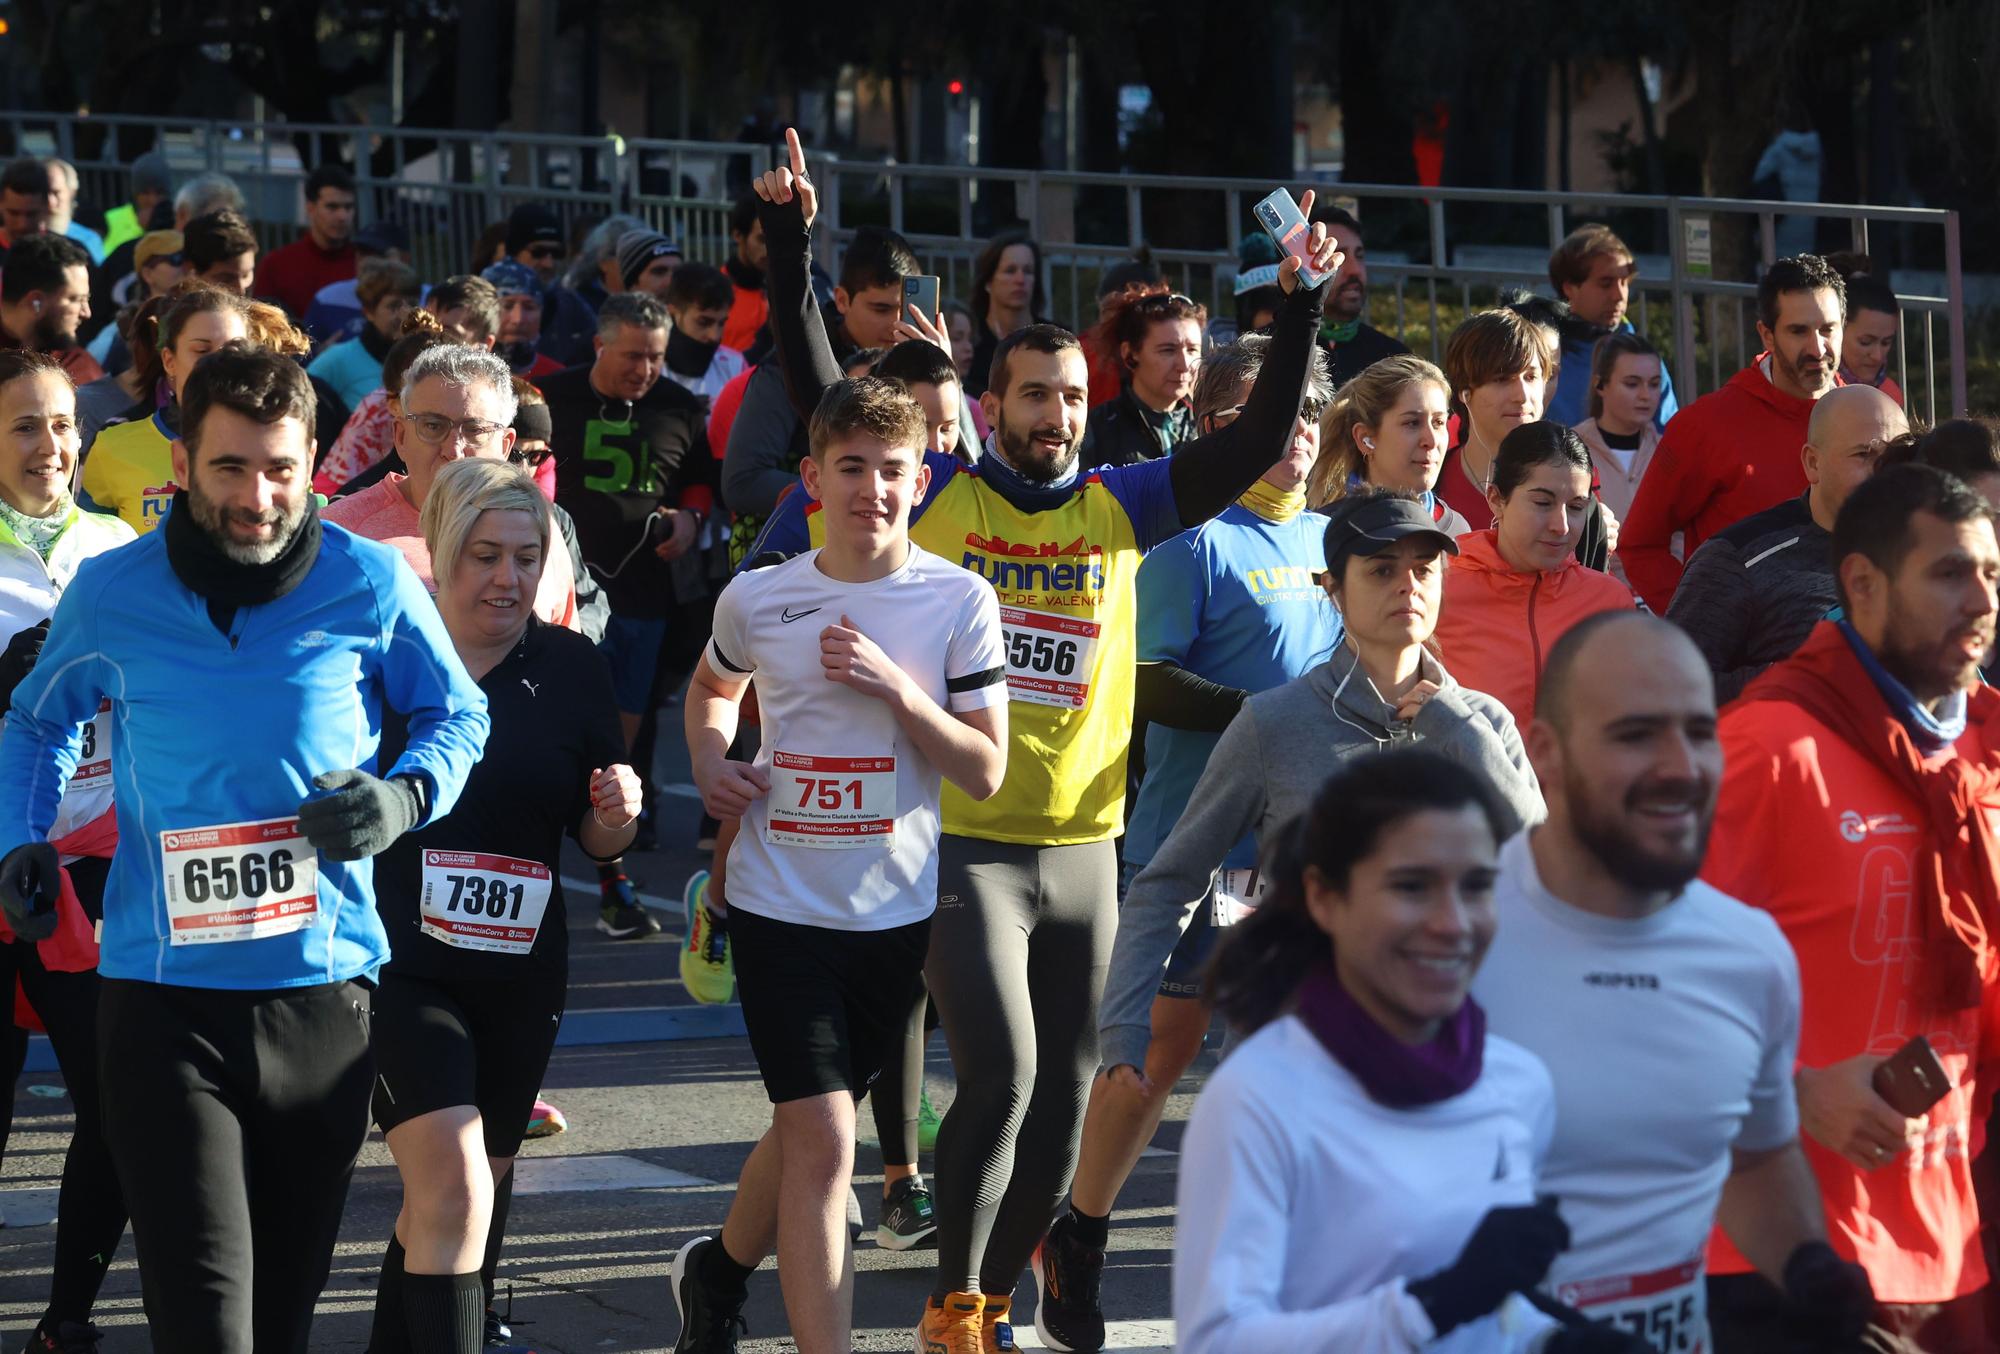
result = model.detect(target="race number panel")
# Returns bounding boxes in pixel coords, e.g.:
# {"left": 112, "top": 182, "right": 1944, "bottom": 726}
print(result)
{"left": 1555, "top": 1258, "right": 1706, "bottom": 1354}
{"left": 765, "top": 751, "right": 896, "bottom": 848}
{"left": 420, "top": 850, "right": 554, "bottom": 955}
{"left": 1211, "top": 867, "right": 1272, "bottom": 927}
{"left": 72, "top": 699, "right": 112, "bottom": 785}
{"left": 160, "top": 817, "right": 318, "bottom": 946}
{"left": 999, "top": 605, "right": 1100, "bottom": 709}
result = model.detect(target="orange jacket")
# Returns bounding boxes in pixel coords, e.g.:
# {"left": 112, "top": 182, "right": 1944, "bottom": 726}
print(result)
{"left": 1432, "top": 529, "right": 1638, "bottom": 727}
{"left": 1701, "top": 692, "right": 2000, "bottom": 1303}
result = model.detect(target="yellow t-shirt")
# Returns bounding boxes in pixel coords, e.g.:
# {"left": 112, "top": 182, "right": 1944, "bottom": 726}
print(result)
{"left": 795, "top": 456, "right": 1174, "bottom": 845}
{"left": 81, "top": 412, "right": 177, "bottom": 535}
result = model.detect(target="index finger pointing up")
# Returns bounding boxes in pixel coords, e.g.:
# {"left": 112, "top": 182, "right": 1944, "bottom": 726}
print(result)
{"left": 787, "top": 127, "right": 807, "bottom": 180}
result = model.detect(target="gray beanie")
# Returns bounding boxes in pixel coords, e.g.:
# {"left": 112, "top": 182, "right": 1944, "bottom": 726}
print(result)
{"left": 130, "top": 152, "right": 172, "bottom": 196}
{"left": 617, "top": 229, "right": 680, "bottom": 287}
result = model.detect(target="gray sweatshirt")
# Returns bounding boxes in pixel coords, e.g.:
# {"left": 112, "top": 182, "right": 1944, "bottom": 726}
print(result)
{"left": 1098, "top": 643, "right": 1544, "bottom": 1072}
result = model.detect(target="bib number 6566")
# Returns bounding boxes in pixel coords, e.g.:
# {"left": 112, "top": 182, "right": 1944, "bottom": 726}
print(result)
{"left": 181, "top": 849, "right": 297, "bottom": 905}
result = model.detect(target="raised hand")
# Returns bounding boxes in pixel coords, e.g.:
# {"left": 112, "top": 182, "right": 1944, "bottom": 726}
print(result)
{"left": 752, "top": 127, "right": 817, "bottom": 230}
{"left": 893, "top": 303, "right": 950, "bottom": 350}
{"left": 1276, "top": 187, "right": 1345, "bottom": 295}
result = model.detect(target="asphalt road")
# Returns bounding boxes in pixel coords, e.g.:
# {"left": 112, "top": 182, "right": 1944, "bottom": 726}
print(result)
{"left": 0, "top": 726, "right": 1202, "bottom": 1352}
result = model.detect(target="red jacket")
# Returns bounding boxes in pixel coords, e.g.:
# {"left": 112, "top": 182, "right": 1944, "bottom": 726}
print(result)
{"left": 1702, "top": 647, "right": 2000, "bottom": 1303}
{"left": 1431, "top": 529, "right": 1639, "bottom": 727}
{"left": 256, "top": 235, "right": 358, "bottom": 320}
{"left": 1618, "top": 358, "right": 1822, "bottom": 612}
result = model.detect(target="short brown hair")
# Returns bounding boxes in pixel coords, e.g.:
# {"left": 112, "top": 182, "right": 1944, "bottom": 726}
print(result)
{"left": 181, "top": 343, "right": 317, "bottom": 462}
{"left": 1443, "top": 309, "right": 1556, "bottom": 415}
{"left": 183, "top": 209, "right": 258, "bottom": 274}
{"left": 356, "top": 258, "right": 422, "bottom": 310}
{"left": 1548, "top": 224, "right": 1635, "bottom": 293}
{"left": 807, "top": 376, "right": 927, "bottom": 461}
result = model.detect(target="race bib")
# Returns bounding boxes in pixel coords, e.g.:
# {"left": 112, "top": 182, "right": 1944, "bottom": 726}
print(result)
{"left": 1555, "top": 1259, "right": 1706, "bottom": 1353}
{"left": 999, "top": 605, "right": 1101, "bottom": 709}
{"left": 1211, "top": 867, "right": 1272, "bottom": 927}
{"left": 765, "top": 751, "right": 896, "bottom": 848}
{"left": 73, "top": 700, "right": 112, "bottom": 785}
{"left": 159, "top": 817, "right": 318, "bottom": 946}
{"left": 420, "top": 849, "right": 554, "bottom": 955}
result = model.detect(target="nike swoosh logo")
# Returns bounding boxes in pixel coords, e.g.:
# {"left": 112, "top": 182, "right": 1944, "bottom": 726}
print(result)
{"left": 781, "top": 606, "right": 822, "bottom": 623}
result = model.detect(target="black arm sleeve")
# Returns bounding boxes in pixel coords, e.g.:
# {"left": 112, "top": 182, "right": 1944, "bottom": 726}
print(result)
{"left": 1133, "top": 661, "right": 1248, "bottom": 734}
{"left": 1165, "top": 279, "right": 1325, "bottom": 528}
{"left": 756, "top": 193, "right": 843, "bottom": 425}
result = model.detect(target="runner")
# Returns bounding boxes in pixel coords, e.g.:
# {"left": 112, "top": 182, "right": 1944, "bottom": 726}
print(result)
{"left": 1059, "top": 331, "right": 1337, "bottom": 1317}
{"left": 312, "top": 309, "right": 452, "bottom": 497}
{"left": 1476, "top": 611, "right": 1875, "bottom": 1352}
{"left": 80, "top": 281, "right": 256, "bottom": 532}
{"left": 366, "top": 457, "right": 637, "bottom": 1354}
{"left": 668, "top": 375, "right": 1009, "bottom": 1354}
{"left": 1309, "top": 354, "right": 1469, "bottom": 534}
{"left": 0, "top": 350, "right": 134, "bottom": 1354}
{"left": 1176, "top": 750, "right": 1635, "bottom": 1353}
{"left": 320, "top": 343, "right": 582, "bottom": 630}
{"left": 738, "top": 128, "right": 1340, "bottom": 1353}
{"left": 0, "top": 346, "right": 488, "bottom": 1352}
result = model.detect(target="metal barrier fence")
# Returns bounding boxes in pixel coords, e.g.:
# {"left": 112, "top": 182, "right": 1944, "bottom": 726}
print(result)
{"left": 3, "top": 114, "right": 1968, "bottom": 420}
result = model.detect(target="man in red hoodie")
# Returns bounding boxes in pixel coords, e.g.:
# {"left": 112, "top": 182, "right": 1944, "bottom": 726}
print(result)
{"left": 1702, "top": 463, "right": 2000, "bottom": 1352}
{"left": 1619, "top": 255, "right": 1846, "bottom": 611}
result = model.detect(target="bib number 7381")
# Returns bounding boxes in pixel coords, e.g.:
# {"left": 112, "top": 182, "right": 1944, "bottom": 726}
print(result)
{"left": 420, "top": 850, "right": 553, "bottom": 954}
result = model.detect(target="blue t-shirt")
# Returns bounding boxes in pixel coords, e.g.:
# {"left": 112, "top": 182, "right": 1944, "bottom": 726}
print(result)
{"left": 1124, "top": 501, "right": 1339, "bottom": 869}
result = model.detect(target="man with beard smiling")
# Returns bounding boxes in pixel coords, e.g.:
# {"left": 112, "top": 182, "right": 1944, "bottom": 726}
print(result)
{"left": 740, "top": 127, "right": 1338, "bottom": 1353}
{"left": 1701, "top": 464, "right": 2000, "bottom": 1352}
{"left": 1620, "top": 255, "right": 1846, "bottom": 612}
{"left": 0, "top": 345, "right": 488, "bottom": 1351}
{"left": 0, "top": 233, "right": 101, "bottom": 386}
{"left": 1307, "top": 203, "right": 1408, "bottom": 387}
{"left": 1476, "top": 611, "right": 1874, "bottom": 1354}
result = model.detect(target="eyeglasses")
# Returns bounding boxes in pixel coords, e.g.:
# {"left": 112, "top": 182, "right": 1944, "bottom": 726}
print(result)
{"left": 527, "top": 244, "right": 563, "bottom": 261}
{"left": 1204, "top": 395, "right": 1326, "bottom": 430}
{"left": 400, "top": 412, "right": 508, "bottom": 447}
{"left": 508, "top": 445, "right": 553, "bottom": 467}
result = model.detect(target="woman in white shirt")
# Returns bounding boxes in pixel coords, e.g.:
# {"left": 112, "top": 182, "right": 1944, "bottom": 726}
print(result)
{"left": 1174, "top": 749, "right": 1644, "bottom": 1354}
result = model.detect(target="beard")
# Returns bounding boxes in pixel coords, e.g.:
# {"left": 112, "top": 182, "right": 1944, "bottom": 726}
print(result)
{"left": 994, "top": 413, "right": 1078, "bottom": 485}
{"left": 1784, "top": 347, "right": 1833, "bottom": 397}
{"left": 1324, "top": 280, "right": 1364, "bottom": 324}
{"left": 188, "top": 480, "right": 306, "bottom": 565}
{"left": 497, "top": 338, "right": 538, "bottom": 372}
{"left": 1565, "top": 766, "right": 1714, "bottom": 894}
{"left": 1876, "top": 611, "right": 1992, "bottom": 705}
{"left": 31, "top": 311, "right": 76, "bottom": 353}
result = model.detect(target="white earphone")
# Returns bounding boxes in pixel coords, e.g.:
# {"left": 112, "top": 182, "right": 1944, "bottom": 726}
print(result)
{"left": 1362, "top": 436, "right": 1375, "bottom": 449}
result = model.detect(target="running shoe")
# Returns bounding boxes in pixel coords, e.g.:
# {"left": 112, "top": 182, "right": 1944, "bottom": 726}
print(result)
{"left": 669, "top": 1236, "right": 747, "bottom": 1354}
{"left": 981, "top": 1294, "right": 1017, "bottom": 1353}
{"left": 20, "top": 1321, "right": 102, "bottom": 1353}
{"left": 482, "top": 1308, "right": 536, "bottom": 1351}
{"left": 876, "top": 1175, "right": 938, "bottom": 1250}
{"left": 597, "top": 875, "right": 661, "bottom": 940}
{"left": 913, "top": 1292, "right": 984, "bottom": 1354}
{"left": 679, "top": 873, "right": 735, "bottom": 1005}
{"left": 523, "top": 1096, "right": 568, "bottom": 1139}
{"left": 917, "top": 1085, "right": 942, "bottom": 1153}
{"left": 1031, "top": 1213, "right": 1106, "bottom": 1352}
{"left": 847, "top": 1184, "right": 864, "bottom": 1243}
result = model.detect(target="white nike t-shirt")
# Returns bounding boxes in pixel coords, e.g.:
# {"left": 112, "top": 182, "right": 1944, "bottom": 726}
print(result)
{"left": 707, "top": 544, "right": 1006, "bottom": 931}
{"left": 1474, "top": 831, "right": 1801, "bottom": 1350}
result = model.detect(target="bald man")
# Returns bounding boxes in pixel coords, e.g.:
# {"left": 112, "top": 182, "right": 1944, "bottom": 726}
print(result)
{"left": 1475, "top": 611, "right": 1874, "bottom": 1351}
{"left": 1666, "top": 383, "right": 1908, "bottom": 702}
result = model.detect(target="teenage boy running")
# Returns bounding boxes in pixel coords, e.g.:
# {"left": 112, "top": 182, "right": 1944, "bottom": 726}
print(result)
{"left": 671, "top": 375, "right": 1009, "bottom": 1354}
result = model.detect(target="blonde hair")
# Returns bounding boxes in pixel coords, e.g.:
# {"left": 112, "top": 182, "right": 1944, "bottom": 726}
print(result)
{"left": 1309, "top": 354, "right": 1450, "bottom": 507}
{"left": 243, "top": 300, "right": 309, "bottom": 358}
{"left": 420, "top": 458, "right": 550, "bottom": 587}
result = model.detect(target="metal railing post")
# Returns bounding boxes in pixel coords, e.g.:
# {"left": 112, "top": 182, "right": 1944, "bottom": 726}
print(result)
{"left": 1945, "top": 209, "right": 1968, "bottom": 417}
{"left": 1666, "top": 198, "right": 1695, "bottom": 399}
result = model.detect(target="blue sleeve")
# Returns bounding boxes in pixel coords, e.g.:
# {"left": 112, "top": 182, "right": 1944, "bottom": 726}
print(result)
{"left": 0, "top": 576, "right": 105, "bottom": 852}
{"left": 1097, "top": 459, "right": 1181, "bottom": 553}
{"left": 1656, "top": 358, "right": 1679, "bottom": 427}
{"left": 1136, "top": 531, "right": 1205, "bottom": 665}
{"left": 371, "top": 558, "right": 490, "bottom": 824}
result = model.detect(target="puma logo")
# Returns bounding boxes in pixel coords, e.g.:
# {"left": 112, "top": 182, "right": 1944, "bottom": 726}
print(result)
{"left": 521, "top": 679, "right": 541, "bottom": 696}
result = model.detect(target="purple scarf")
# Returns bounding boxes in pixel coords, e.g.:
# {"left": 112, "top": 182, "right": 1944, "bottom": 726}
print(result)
{"left": 1296, "top": 959, "right": 1485, "bottom": 1107}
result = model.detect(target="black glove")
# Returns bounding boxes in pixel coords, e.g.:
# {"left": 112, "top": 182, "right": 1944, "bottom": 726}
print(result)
{"left": 0, "top": 842, "right": 62, "bottom": 942}
{"left": 1406, "top": 1198, "right": 1570, "bottom": 1336}
{"left": 297, "top": 770, "right": 423, "bottom": 862}
{"left": 1544, "top": 1324, "right": 1652, "bottom": 1353}
{"left": 0, "top": 619, "right": 50, "bottom": 707}
{"left": 1784, "top": 1239, "right": 1875, "bottom": 1345}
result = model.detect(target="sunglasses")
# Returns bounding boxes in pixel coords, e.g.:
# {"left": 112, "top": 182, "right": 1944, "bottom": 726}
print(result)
{"left": 508, "top": 445, "right": 553, "bottom": 467}
{"left": 1134, "top": 291, "right": 1197, "bottom": 310}
{"left": 145, "top": 251, "right": 186, "bottom": 267}
{"left": 527, "top": 244, "right": 563, "bottom": 261}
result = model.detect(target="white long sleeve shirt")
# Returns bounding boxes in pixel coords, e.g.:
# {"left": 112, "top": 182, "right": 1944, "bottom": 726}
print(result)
{"left": 1174, "top": 1014, "right": 1562, "bottom": 1353}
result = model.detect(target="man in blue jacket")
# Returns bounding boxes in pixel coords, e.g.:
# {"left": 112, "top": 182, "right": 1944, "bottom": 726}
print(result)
{"left": 0, "top": 345, "right": 489, "bottom": 1353}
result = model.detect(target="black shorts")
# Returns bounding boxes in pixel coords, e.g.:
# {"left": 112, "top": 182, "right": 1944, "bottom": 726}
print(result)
{"left": 729, "top": 906, "right": 930, "bottom": 1105}
{"left": 369, "top": 967, "right": 565, "bottom": 1158}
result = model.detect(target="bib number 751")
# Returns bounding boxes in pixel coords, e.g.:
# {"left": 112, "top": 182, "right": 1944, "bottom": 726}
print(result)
{"left": 796, "top": 777, "right": 863, "bottom": 811}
